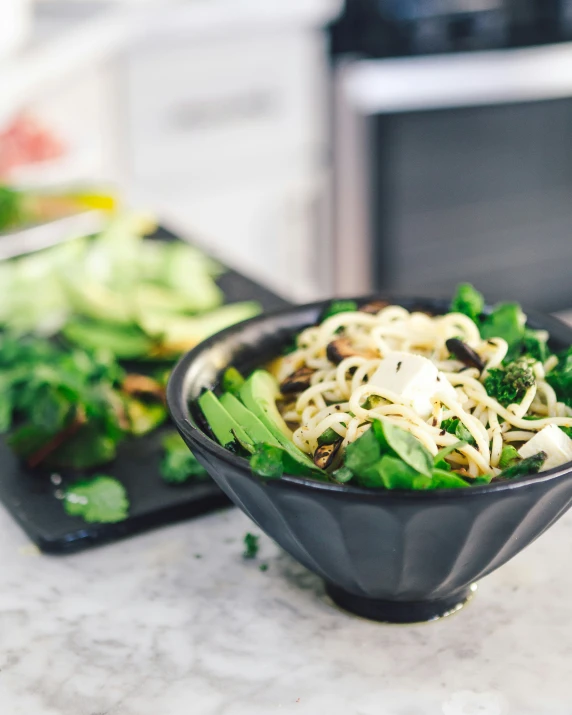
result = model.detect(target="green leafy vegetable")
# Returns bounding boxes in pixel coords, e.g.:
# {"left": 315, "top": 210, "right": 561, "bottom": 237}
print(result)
{"left": 317, "top": 427, "right": 340, "bottom": 446}
{"left": 546, "top": 349, "right": 572, "bottom": 408}
{"left": 480, "top": 303, "right": 525, "bottom": 360}
{"left": 371, "top": 455, "right": 421, "bottom": 490}
{"left": 523, "top": 328, "right": 549, "bottom": 363}
{"left": 499, "top": 445, "right": 520, "bottom": 469}
{"left": 441, "top": 418, "right": 476, "bottom": 446}
{"left": 160, "top": 431, "right": 208, "bottom": 484}
{"left": 221, "top": 367, "right": 245, "bottom": 396}
{"left": 497, "top": 452, "right": 547, "bottom": 480}
{"left": 428, "top": 468, "right": 469, "bottom": 489}
{"left": 250, "top": 443, "right": 284, "bottom": 479}
{"left": 344, "top": 428, "right": 381, "bottom": 476}
{"left": 332, "top": 466, "right": 354, "bottom": 483}
{"left": 377, "top": 420, "right": 433, "bottom": 476}
{"left": 321, "top": 300, "right": 358, "bottom": 322}
{"left": 451, "top": 283, "right": 484, "bottom": 323}
{"left": 484, "top": 360, "right": 535, "bottom": 407}
{"left": 250, "top": 442, "right": 326, "bottom": 480}
{"left": 433, "top": 441, "right": 467, "bottom": 471}
{"left": 63, "top": 475, "right": 129, "bottom": 523}
{"left": 243, "top": 532, "right": 259, "bottom": 559}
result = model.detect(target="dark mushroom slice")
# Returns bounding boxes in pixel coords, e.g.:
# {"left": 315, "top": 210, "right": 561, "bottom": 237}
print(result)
{"left": 313, "top": 439, "right": 342, "bottom": 469}
{"left": 359, "top": 300, "right": 389, "bottom": 315}
{"left": 280, "top": 366, "right": 315, "bottom": 394}
{"left": 326, "top": 338, "right": 376, "bottom": 365}
{"left": 445, "top": 338, "right": 485, "bottom": 372}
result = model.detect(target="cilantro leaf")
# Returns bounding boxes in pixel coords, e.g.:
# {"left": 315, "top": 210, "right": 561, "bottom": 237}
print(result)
{"left": 63, "top": 476, "right": 129, "bottom": 523}
{"left": 160, "top": 431, "right": 208, "bottom": 484}
{"left": 451, "top": 283, "right": 484, "bottom": 323}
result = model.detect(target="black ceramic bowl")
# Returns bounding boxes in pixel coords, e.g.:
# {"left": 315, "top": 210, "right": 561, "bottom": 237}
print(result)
{"left": 167, "top": 296, "right": 572, "bottom": 623}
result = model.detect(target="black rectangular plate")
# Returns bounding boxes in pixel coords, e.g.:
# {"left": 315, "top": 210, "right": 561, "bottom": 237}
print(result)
{"left": 0, "top": 226, "right": 290, "bottom": 553}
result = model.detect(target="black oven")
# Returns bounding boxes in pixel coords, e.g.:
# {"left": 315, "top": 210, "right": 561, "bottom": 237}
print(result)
{"left": 331, "top": 4, "right": 572, "bottom": 311}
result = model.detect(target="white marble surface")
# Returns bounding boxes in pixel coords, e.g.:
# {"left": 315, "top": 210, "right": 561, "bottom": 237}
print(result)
{"left": 1, "top": 502, "right": 572, "bottom": 715}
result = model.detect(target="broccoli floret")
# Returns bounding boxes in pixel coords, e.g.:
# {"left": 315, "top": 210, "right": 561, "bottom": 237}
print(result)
{"left": 484, "top": 360, "right": 535, "bottom": 407}
{"left": 451, "top": 283, "right": 484, "bottom": 323}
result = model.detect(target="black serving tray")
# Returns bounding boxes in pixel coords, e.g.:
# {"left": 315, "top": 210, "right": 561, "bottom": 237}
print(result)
{"left": 0, "top": 226, "right": 289, "bottom": 553}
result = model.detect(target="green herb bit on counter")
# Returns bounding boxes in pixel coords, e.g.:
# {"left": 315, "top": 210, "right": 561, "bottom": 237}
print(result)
{"left": 243, "top": 532, "right": 259, "bottom": 559}
{"left": 63, "top": 475, "right": 129, "bottom": 524}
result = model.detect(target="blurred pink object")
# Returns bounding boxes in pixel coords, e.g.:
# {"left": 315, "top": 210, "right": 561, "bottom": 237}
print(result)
{"left": 0, "top": 114, "right": 65, "bottom": 179}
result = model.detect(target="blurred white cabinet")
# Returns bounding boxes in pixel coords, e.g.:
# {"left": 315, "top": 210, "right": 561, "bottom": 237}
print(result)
{"left": 149, "top": 171, "right": 328, "bottom": 302}
{"left": 123, "top": 24, "right": 332, "bottom": 300}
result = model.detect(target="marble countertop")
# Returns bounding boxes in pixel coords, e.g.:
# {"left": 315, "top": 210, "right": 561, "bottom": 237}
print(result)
{"left": 1, "top": 502, "right": 572, "bottom": 715}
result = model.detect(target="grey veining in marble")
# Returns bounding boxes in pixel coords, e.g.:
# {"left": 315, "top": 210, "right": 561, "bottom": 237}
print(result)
{"left": 1, "top": 501, "right": 572, "bottom": 715}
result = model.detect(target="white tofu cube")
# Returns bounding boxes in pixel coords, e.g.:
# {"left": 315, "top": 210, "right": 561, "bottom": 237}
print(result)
{"left": 518, "top": 424, "right": 572, "bottom": 471}
{"left": 368, "top": 352, "right": 456, "bottom": 419}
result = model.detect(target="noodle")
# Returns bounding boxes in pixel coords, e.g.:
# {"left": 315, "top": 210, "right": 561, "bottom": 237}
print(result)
{"left": 281, "top": 304, "right": 572, "bottom": 477}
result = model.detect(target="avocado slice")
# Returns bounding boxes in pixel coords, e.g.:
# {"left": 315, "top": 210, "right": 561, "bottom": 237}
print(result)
{"left": 220, "top": 392, "right": 278, "bottom": 445}
{"left": 239, "top": 370, "right": 319, "bottom": 473}
{"left": 198, "top": 391, "right": 253, "bottom": 449}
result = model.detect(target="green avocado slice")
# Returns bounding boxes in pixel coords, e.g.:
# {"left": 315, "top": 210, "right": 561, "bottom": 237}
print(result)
{"left": 198, "top": 391, "right": 252, "bottom": 449}
{"left": 239, "top": 370, "right": 319, "bottom": 474}
{"left": 219, "top": 392, "right": 278, "bottom": 445}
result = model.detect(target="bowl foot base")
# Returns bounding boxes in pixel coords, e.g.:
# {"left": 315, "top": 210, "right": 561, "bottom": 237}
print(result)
{"left": 325, "top": 583, "right": 475, "bottom": 624}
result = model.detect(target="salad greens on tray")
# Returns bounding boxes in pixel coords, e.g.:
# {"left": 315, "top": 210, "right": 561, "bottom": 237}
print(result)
{"left": 198, "top": 283, "right": 572, "bottom": 490}
{"left": 0, "top": 208, "right": 260, "bottom": 523}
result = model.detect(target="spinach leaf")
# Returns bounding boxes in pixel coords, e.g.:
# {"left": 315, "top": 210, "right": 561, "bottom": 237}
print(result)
{"left": 429, "top": 468, "right": 470, "bottom": 489}
{"left": 441, "top": 418, "right": 476, "bottom": 446}
{"left": 433, "top": 441, "right": 467, "bottom": 471}
{"left": 378, "top": 420, "right": 433, "bottom": 476}
{"left": 345, "top": 428, "right": 381, "bottom": 476}
{"left": 451, "top": 283, "right": 484, "bottom": 323}
{"left": 480, "top": 303, "right": 525, "bottom": 361}
{"left": 374, "top": 455, "right": 421, "bottom": 490}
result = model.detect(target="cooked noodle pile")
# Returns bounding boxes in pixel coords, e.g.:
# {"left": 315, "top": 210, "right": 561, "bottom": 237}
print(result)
{"left": 275, "top": 306, "right": 572, "bottom": 477}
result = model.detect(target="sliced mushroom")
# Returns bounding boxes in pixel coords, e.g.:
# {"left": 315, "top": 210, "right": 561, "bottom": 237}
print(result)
{"left": 313, "top": 439, "right": 342, "bottom": 469}
{"left": 280, "top": 366, "right": 315, "bottom": 394}
{"left": 359, "top": 300, "right": 389, "bottom": 315}
{"left": 326, "top": 338, "right": 376, "bottom": 365}
{"left": 445, "top": 338, "right": 485, "bottom": 372}
{"left": 122, "top": 374, "right": 165, "bottom": 400}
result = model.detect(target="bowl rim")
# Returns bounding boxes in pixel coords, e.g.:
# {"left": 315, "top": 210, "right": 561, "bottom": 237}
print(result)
{"left": 166, "top": 293, "right": 572, "bottom": 500}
